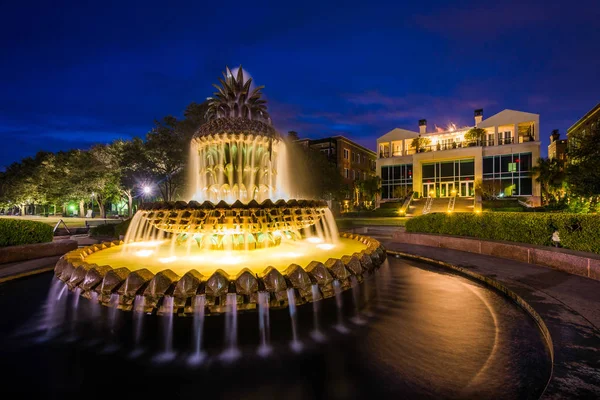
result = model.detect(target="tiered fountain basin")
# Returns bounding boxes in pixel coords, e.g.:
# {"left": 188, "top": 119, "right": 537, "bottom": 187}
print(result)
{"left": 54, "top": 224, "right": 386, "bottom": 316}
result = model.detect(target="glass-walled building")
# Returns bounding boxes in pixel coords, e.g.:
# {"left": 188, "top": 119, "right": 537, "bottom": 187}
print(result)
{"left": 376, "top": 109, "right": 541, "bottom": 205}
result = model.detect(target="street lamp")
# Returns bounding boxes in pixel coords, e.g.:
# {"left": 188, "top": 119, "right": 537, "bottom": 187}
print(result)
{"left": 143, "top": 186, "right": 151, "bottom": 195}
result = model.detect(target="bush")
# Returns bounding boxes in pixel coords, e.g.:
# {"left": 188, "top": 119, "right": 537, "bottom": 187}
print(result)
{"left": 405, "top": 212, "right": 600, "bottom": 254}
{"left": 0, "top": 219, "right": 54, "bottom": 247}
{"left": 90, "top": 218, "right": 131, "bottom": 238}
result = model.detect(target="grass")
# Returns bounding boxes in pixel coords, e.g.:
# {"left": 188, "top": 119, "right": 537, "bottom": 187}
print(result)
{"left": 0, "top": 215, "right": 120, "bottom": 229}
{"left": 337, "top": 217, "right": 408, "bottom": 228}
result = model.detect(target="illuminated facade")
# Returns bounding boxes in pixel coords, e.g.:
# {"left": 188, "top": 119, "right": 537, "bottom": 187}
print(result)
{"left": 376, "top": 109, "right": 541, "bottom": 205}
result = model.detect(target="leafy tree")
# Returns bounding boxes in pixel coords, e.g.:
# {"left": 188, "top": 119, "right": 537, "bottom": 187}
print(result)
{"left": 465, "top": 127, "right": 487, "bottom": 144}
{"left": 567, "top": 123, "right": 600, "bottom": 198}
{"left": 411, "top": 136, "right": 431, "bottom": 153}
{"left": 532, "top": 157, "right": 565, "bottom": 204}
{"left": 143, "top": 116, "right": 187, "bottom": 201}
{"left": 356, "top": 176, "right": 381, "bottom": 205}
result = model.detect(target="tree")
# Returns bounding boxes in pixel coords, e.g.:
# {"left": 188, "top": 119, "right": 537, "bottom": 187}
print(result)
{"left": 465, "top": 127, "right": 487, "bottom": 144}
{"left": 287, "top": 131, "right": 299, "bottom": 141}
{"left": 143, "top": 116, "right": 187, "bottom": 201}
{"left": 356, "top": 176, "right": 381, "bottom": 205}
{"left": 566, "top": 122, "right": 600, "bottom": 198}
{"left": 532, "top": 157, "right": 565, "bottom": 204}
{"left": 179, "top": 101, "right": 210, "bottom": 142}
{"left": 205, "top": 65, "right": 270, "bottom": 123}
{"left": 411, "top": 136, "right": 431, "bottom": 153}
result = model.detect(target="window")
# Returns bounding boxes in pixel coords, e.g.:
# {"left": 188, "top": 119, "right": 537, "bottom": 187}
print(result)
{"left": 344, "top": 149, "right": 349, "bottom": 160}
{"left": 352, "top": 170, "right": 356, "bottom": 180}
{"left": 381, "top": 163, "right": 413, "bottom": 199}
{"left": 482, "top": 153, "right": 533, "bottom": 196}
{"left": 363, "top": 172, "right": 366, "bottom": 180}
{"left": 483, "top": 157, "right": 494, "bottom": 174}
{"left": 344, "top": 168, "right": 349, "bottom": 178}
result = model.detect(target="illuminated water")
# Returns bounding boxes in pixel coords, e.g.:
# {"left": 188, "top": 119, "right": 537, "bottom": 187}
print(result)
{"left": 86, "top": 237, "right": 365, "bottom": 276}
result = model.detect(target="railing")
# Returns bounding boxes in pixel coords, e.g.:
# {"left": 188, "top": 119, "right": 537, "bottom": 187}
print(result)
{"left": 448, "top": 195, "right": 456, "bottom": 213}
{"left": 423, "top": 197, "right": 433, "bottom": 215}
{"left": 53, "top": 219, "right": 71, "bottom": 235}
{"left": 378, "top": 137, "right": 531, "bottom": 158}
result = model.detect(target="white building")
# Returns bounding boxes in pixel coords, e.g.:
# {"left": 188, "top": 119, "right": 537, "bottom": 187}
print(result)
{"left": 376, "top": 109, "right": 541, "bottom": 206}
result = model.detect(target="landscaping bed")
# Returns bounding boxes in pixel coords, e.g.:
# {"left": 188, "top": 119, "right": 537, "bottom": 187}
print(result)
{"left": 406, "top": 212, "right": 600, "bottom": 254}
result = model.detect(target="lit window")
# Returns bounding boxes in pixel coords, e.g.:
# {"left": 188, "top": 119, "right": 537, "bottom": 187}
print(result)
{"left": 344, "top": 168, "right": 349, "bottom": 178}
{"left": 344, "top": 149, "right": 349, "bottom": 159}
{"left": 508, "top": 162, "right": 517, "bottom": 172}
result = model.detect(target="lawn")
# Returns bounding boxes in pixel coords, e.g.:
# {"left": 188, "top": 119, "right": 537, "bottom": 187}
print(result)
{"left": 0, "top": 215, "right": 120, "bottom": 229}
{"left": 337, "top": 217, "right": 408, "bottom": 228}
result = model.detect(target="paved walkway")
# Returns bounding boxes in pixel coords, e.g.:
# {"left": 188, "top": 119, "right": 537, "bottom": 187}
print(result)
{"left": 0, "top": 256, "right": 61, "bottom": 283}
{"left": 382, "top": 241, "right": 600, "bottom": 399}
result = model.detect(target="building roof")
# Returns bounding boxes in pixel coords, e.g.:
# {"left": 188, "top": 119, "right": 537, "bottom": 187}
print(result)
{"left": 567, "top": 103, "right": 600, "bottom": 134}
{"left": 377, "top": 109, "right": 539, "bottom": 142}
{"left": 476, "top": 109, "right": 539, "bottom": 128}
{"left": 297, "top": 135, "right": 377, "bottom": 156}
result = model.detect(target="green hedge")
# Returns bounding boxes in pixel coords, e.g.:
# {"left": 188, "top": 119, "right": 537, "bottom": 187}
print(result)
{"left": 90, "top": 218, "right": 131, "bottom": 238}
{"left": 0, "top": 219, "right": 54, "bottom": 247}
{"left": 405, "top": 212, "right": 600, "bottom": 254}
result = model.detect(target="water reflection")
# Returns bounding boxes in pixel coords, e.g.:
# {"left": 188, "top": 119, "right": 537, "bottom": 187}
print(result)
{"left": 0, "top": 258, "right": 551, "bottom": 399}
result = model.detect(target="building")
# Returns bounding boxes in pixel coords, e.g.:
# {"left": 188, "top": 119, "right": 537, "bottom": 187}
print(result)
{"left": 296, "top": 136, "right": 377, "bottom": 204}
{"left": 567, "top": 103, "right": 600, "bottom": 153}
{"left": 548, "top": 129, "right": 568, "bottom": 165}
{"left": 376, "top": 109, "right": 541, "bottom": 205}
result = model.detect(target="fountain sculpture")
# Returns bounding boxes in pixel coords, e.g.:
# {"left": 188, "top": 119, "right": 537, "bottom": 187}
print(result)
{"left": 53, "top": 66, "right": 385, "bottom": 316}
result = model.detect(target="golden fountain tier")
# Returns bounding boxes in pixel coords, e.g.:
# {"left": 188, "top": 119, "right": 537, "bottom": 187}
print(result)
{"left": 53, "top": 233, "right": 386, "bottom": 315}
{"left": 136, "top": 199, "right": 332, "bottom": 250}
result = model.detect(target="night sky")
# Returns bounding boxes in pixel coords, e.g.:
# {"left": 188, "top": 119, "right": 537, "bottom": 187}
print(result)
{"left": 2, "top": 0, "right": 599, "bottom": 168}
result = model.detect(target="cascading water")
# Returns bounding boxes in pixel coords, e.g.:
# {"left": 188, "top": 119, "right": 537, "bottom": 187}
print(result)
{"left": 189, "top": 295, "right": 206, "bottom": 365}
{"left": 67, "top": 288, "right": 81, "bottom": 341}
{"left": 257, "top": 291, "right": 271, "bottom": 357}
{"left": 40, "top": 279, "right": 68, "bottom": 340}
{"left": 310, "top": 284, "right": 326, "bottom": 342}
{"left": 131, "top": 295, "right": 145, "bottom": 357}
{"left": 220, "top": 293, "right": 240, "bottom": 361}
{"left": 154, "top": 296, "right": 176, "bottom": 363}
{"left": 350, "top": 276, "right": 366, "bottom": 325}
{"left": 287, "top": 288, "right": 302, "bottom": 352}
{"left": 333, "top": 280, "right": 348, "bottom": 334}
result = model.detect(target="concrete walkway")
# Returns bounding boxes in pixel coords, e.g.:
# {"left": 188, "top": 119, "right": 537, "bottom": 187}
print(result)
{"left": 382, "top": 241, "right": 600, "bottom": 399}
{"left": 0, "top": 255, "right": 61, "bottom": 283}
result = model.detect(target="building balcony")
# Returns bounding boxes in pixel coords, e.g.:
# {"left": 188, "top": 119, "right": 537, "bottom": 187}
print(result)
{"left": 378, "top": 137, "right": 536, "bottom": 159}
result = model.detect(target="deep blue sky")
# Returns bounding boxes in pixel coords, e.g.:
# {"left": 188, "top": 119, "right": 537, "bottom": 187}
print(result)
{"left": 2, "top": 0, "right": 599, "bottom": 167}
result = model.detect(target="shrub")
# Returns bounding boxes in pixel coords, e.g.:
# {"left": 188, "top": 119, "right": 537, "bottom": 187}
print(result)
{"left": 405, "top": 212, "right": 600, "bottom": 254}
{"left": 90, "top": 218, "right": 131, "bottom": 238}
{"left": 0, "top": 219, "right": 54, "bottom": 247}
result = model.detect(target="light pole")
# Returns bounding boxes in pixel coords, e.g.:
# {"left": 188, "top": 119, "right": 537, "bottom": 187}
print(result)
{"left": 142, "top": 185, "right": 152, "bottom": 206}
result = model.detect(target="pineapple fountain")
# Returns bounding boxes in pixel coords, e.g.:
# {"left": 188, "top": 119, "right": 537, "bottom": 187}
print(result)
{"left": 51, "top": 67, "right": 385, "bottom": 356}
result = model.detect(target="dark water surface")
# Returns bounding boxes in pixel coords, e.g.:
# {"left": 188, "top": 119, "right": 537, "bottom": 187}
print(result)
{"left": 0, "top": 258, "right": 551, "bottom": 399}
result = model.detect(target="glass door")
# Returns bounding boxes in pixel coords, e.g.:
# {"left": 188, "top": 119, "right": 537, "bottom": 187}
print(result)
{"left": 423, "top": 183, "right": 436, "bottom": 197}
{"left": 440, "top": 182, "right": 455, "bottom": 197}
{"left": 460, "top": 181, "right": 474, "bottom": 197}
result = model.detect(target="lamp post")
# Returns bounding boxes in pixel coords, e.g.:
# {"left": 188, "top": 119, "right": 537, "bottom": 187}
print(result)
{"left": 142, "top": 185, "right": 152, "bottom": 206}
